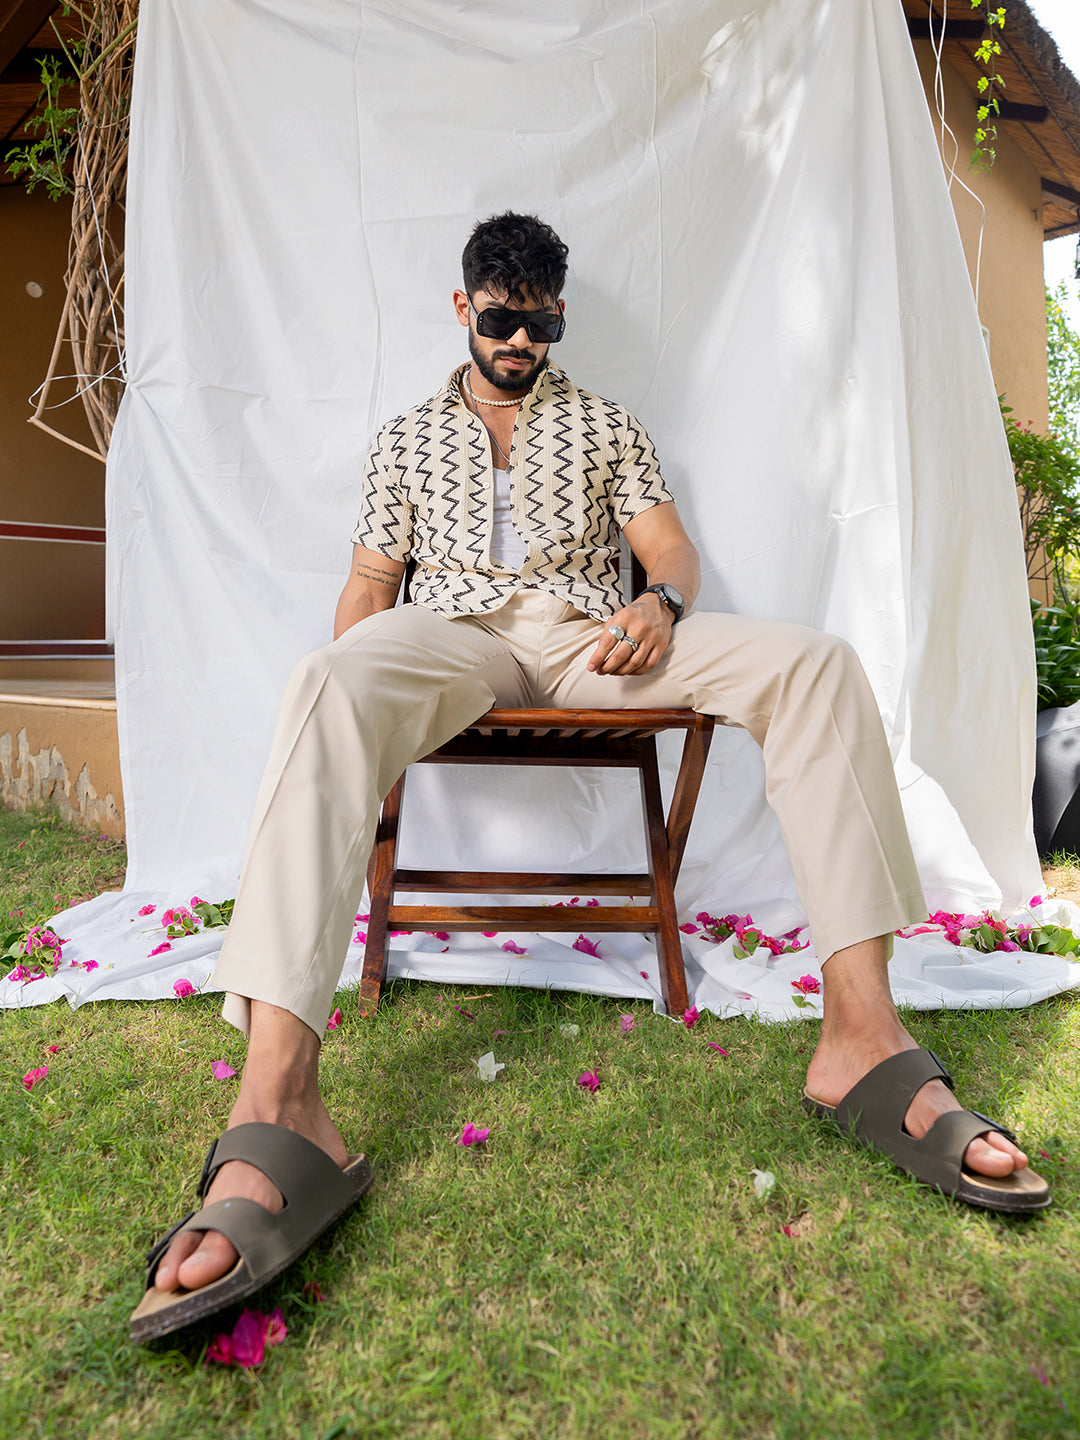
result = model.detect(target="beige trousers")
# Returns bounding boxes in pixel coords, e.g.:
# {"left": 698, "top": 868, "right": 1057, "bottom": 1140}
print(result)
{"left": 213, "top": 587, "right": 926, "bottom": 1036}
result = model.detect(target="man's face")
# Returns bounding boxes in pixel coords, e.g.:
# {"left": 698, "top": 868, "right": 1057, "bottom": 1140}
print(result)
{"left": 454, "top": 285, "right": 564, "bottom": 393}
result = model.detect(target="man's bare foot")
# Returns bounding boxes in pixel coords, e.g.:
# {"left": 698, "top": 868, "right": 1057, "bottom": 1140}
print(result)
{"left": 153, "top": 1001, "right": 348, "bottom": 1295}
{"left": 806, "top": 938, "right": 1030, "bottom": 1181}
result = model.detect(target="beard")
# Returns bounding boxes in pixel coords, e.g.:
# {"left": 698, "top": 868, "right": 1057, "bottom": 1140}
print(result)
{"left": 468, "top": 331, "right": 548, "bottom": 392}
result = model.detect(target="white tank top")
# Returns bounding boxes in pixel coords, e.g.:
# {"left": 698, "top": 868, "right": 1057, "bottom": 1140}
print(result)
{"left": 491, "top": 467, "right": 528, "bottom": 570}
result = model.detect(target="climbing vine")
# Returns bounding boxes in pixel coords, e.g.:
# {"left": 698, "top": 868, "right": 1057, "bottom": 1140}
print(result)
{"left": 971, "top": 1, "right": 1007, "bottom": 171}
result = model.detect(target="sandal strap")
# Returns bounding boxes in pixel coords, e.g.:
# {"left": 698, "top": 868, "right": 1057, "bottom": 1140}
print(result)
{"left": 175, "top": 1195, "right": 328, "bottom": 1278}
{"left": 195, "top": 1122, "right": 358, "bottom": 1218}
{"left": 833, "top": 1047, "right": 953, "bottom": 1133}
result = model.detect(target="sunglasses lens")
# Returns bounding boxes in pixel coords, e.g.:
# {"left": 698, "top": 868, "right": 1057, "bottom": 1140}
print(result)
{"left": 475, "top": 306, "right": 564, "bottom": 343}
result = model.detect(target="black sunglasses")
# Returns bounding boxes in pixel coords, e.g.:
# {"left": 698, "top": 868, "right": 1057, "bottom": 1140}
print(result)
{"left": 469, "top": 299, "right": 565, "bottom": 344}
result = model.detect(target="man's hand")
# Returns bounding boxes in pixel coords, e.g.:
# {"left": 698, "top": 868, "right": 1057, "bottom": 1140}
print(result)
{"left": 586, "top": 593, "right": 673, "bottom": 675}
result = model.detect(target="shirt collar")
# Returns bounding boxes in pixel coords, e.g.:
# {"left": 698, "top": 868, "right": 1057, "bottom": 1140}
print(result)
{"left": 440, "top": 360, "right": 566, "bottom": 413}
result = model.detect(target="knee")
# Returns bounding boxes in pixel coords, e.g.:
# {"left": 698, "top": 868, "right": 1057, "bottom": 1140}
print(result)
{"left": 285, "top": 644, "right": 338, "bottom": 704}
{"left": 788, "top": 628, "right": 866, "bottom": 691}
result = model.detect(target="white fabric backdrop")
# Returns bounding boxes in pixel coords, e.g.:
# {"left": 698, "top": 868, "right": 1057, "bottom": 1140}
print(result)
{"left": 6, "top": 0, "right": 1080, "bottom": 1018}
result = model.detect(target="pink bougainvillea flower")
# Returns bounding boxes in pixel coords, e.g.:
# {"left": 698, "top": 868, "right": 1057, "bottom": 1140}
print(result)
{"left": 640, "top": 971, "right": 649, "bottom": 980}
{"left": 791, "top": 974, "right": 821, "bottom": 996}
{"left": 679, "top": 922, "right": 699, "bottom": 934}
{"left": 210, "top": 1060, "right": 237, "bottom": 1080}
{"left": 683, "top": 1005, "right": 700, "bottom": 1029}
{"left": 453, "top": 1005, "right": 474, "bottom": 1020}
{"left": 781, "top": 1223, "right": 795, "bottom": 1238}
{"left": 577, "top": 1069, "right": 601, "bottom": 1092}
{"left": 137, "top": 903, "right": 156, "bottom": 917}
{"left": 161, "top": 909, "right": 177, "bottom": 926}
{"left": 501, "top": 940, "right": 528, "bottom": 955}
{"left": 457, "top": 1122, "right": 491, "bottom": 1147}
{"left": 190, "top": 895, "right": 205, "bottom": 907}
{"left": 619, "top": 1014, "right": 635, "bottom": 1035}
{"left": 1030, "top": 895, "right": 1044, "bottom": 908}
{"left": 355, "top": 911, "right": 369, "bottom": 923}
{"left": 46, "top": 1045, "right": 59, "bottom": 1054}
{"left": 327, "top": 1007, "right": 343, "bottom": 1030}
{"left": 430, "top": 931, "right": 449, "bottom": 941}
{"left": 706, "top": 1042, "right": 728, "bottom": 1055}
{"left": 149, "top": 942, "right": 172, "bottom": 957}
{"left": 586, "top": 898, "right": 599, "bottom": 907}
{"left": 205, "top": 1307, "right": 286, "bottom": 1367}
{"left": 230, "top": 1310, "right": 270, "bottom": 1368}
{"left": 205, "top": 1334, "right": 234, "bottom": 1367}
{"left": 303, "top": 1280, "right": 326, "bottom": 1303}
{"left": 572, "top": 935, "right": 601, "bottom": 958}
{"left": 172, "top": 977, "right": 195, "bottom": 998}
{"left": 23, "top": 1066, "right": 48, "bottom": 1091}
{"left": 481, "top": 931, "right": 498, "bottom": 938}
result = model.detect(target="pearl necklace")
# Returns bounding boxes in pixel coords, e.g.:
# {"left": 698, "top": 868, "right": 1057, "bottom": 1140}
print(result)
{"left": 463, "top": 368, "right": 525, "bottom": 408}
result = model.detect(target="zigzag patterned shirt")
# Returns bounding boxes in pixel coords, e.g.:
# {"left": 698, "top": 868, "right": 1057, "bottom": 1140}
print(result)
{"left": 351, "top": 363, "right": 674, "bottom": 620}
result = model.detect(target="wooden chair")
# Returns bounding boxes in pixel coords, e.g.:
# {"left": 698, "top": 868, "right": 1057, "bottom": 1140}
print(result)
{"left": 361, "top": 561, "right": 714, "bottom": 1016}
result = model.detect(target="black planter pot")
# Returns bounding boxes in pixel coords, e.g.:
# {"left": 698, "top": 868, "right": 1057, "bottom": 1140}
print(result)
{"left": 1033, "top": 700, "right": 1080, "bottom": 855}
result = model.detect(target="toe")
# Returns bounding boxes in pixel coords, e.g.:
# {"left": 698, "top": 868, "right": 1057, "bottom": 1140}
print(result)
{"left": 175, "top": 1231, "right": 240, "bottom": 1291}
{"left": 154, "top": 1232, "right": 201, "bottom": 1292}
{"left": 963, "top": 1131, "right": 1027, "bottom": 1178}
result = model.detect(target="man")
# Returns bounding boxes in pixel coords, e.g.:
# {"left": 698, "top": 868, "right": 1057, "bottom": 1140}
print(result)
{"left": 131, "top": 213, "right": 1048, "bottom": 1342}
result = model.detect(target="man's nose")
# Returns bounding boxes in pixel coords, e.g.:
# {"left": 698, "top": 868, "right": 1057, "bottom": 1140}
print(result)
{"left": 507, "top": 324, "right": 532, "bottom": 348}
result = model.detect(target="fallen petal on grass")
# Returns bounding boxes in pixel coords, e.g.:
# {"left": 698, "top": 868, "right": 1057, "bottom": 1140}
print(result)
{"left": 475, "top": 1052, "right": 505, "bottom": 1082}
{"left": 172, "top": 978, "right": 196, "bottom": 998}
{"left": 619, "top": 1014, "right": 634, "bottom": 1035}
{"left": 577, "top": 1069, "right": 600, "bottom": 1092}
{"left": 751, "top": 1168, "right": 776, "bottom": 1198}
{"left": 210, "top": 1060, "right": 237, "bottom": 1080}
{"left": 327, "top": 1008, "right": 343, "bottom": 1030}
{"left": 705, "top": 1042, "right": 728, "bottom": 1055}
{"left": 683, "top": 1005, "right": 700, "bottom": 1029}
{"left": 457, "top": 1122, "right": 491, "bottom": 1147}
{"left": 22, "top": 1065, "right": 48, "bottom": 1092}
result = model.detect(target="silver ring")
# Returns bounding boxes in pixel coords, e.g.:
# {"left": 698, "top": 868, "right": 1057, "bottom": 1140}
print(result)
{"left": 608, "top": 624, "right": 626, "bottom": 641}
{"left": 624, "top": 634, "right": 640, "bottom": 652}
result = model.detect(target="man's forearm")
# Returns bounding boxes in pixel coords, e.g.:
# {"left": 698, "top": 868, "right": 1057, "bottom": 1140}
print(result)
{"left": 637, "top": 541, "right": 700, "bottom": 612}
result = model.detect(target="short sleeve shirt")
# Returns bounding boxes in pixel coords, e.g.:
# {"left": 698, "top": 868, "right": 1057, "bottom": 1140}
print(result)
{"left": 351, "top": 362, "right": 674, "bottom": 620}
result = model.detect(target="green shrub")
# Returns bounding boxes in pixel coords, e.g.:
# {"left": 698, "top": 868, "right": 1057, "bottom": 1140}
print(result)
{"left": 1032, "top": 596, "right": 1080, "bottom": 710}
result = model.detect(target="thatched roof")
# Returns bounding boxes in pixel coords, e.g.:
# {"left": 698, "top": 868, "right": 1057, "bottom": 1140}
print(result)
{"left": 906, "top": 0, "right": 1080, "bottom": 238}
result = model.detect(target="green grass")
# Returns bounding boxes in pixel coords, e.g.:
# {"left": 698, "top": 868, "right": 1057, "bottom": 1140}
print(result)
{"left": 2, "top": 809, "right": 1079, "bottom": 1439}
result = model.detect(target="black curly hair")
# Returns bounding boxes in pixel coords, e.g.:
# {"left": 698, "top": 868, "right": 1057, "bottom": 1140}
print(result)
{"left": 461, "top": 212, "right": 569, "bottom": 305}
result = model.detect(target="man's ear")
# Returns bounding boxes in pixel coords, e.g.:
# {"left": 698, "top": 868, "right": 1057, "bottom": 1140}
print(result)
{"left": 453, "top": 289, "right": 471, "bottom": 328}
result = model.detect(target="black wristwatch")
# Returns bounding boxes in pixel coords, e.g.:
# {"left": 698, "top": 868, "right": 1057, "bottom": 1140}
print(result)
{"left": 639, "top": 583, "right": 685, "bottom": 623}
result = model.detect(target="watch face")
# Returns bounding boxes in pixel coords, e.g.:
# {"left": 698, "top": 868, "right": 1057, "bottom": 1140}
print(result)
{"left": 660, "top": 585, "right": 684, "bottom": 609}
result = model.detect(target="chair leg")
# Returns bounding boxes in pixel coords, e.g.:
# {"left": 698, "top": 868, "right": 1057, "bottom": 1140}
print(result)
{"left": 638, "top": 740, "right": 690, "bottom": 1017}
{"left": 360, "top": 772, "right": 405, "bottom": 1013}
{"left": 666, "top": 716, "right": 714, "bottom": 885}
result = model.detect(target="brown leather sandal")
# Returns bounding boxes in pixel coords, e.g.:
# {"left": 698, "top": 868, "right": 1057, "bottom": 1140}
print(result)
{"left": 802, "top": 1048, "right": 1051, "bottom": 1214}
{"left": 129, "top": 1122, "right": 374, "bottom": 1343}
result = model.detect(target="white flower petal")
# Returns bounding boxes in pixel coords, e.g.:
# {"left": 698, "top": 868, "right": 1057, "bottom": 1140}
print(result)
{"left": 475, "top": 1051, "right": 506, "bottom": 1082}
{"left": 559, "top": 1023, "right": 580, "bottom": 1037}
{"left": 751, "top": 1168, "right": 776, "bottom": 1198}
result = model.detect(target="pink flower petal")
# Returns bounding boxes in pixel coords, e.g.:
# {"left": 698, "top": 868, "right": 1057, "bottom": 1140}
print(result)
{"left": 481, "top": 931, "right": 498, "bottom": 937}
{"left": 149, "top": 942, "right": 172, "bottom": 957}
{"left": 577, "top": 1069, "right": 601, "bottom": 1091}
{"left": 781, "top": 1224, "right": 795, "bottom": 1237}
{"left": 190, "top": 895, "right": 206, "bottom": 907}
{"left": 679, "top": 922, "right": 699, "bottom": 934}
{"left": 327, "top": 1007, "right": 343, "bottom": 1031}
{"left": 172, "top": 978, "right": 196, "bottom": 998}
{"left": 205, "top": 1334, "right": 234, "bottom": 1366}
{"left": 619, "top": 1014, "right": 634, "bottom": 1035}
{"left": 210, "top": 1060, "right": 237, "bottom": 1080}
{"left": 791, "top": 974, "right": 821, "bottom": 996}
{"left": 264, "top": 1308, "right": 287, "bottom": 1347}
{"left": 303, "top": 1280, "right": 326, "bottom": 1303}
{"left": 571, "top": 935, "right": 601, "bottom": 958}
{"left": 457, "top": 1122, "right": 490, "bottom": 1146}
{"left": 431, "top": 931, "right": 449, "bottom": 941}
{"left": 501, "top": 940, "right": 528, "bottom": 955}
{"left": 706, "top": 1042, "right": 728, "bottom": 1054}
{"left": 682, "top": 1005, "right": 700, "bottom": 1029}
{"left": 46, "top": 1045, "right": 59, "bottom": 1054}
{"left": 22, "top": 1065, "right": 48, "bottom": 1091}
{"left": 1030, "top": 895, "right": 1044, "bottom": 907}
{"left": 640, "top": 971, "right": 649, "bottom": 980}
{"left": 229, "top": 1310, "right": 267, "bottom": 1368}
{"left": 137, "top": 903, "right": 156, "bottom": 917}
